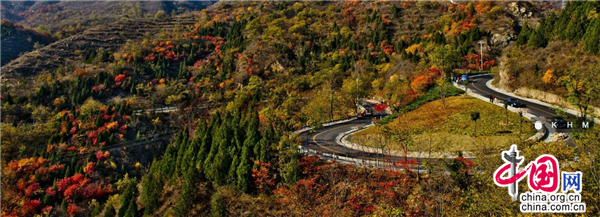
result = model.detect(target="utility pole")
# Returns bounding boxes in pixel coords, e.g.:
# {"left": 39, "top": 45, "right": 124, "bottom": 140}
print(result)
{"left": 356, "top": 77, "right": 359, "bottom": 116}
{"left": 478, "top": 41, "right": 484, "bottom": 73}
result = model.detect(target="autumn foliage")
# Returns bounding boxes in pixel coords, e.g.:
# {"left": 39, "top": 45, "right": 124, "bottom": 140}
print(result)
{"left": 2, "top": 156, "right": 111, "bottom": 216}
{"left": 410, "top": 68, "right": 441, "bottom": 91}
{"left": 373, "top": 103, "right": 388, "bottom": 112}
{"left": 273, "top": 156, "right": 418, "bottom": 216}
{"left": 463, "top": 53, "right": 496, "bottom": 71}
{"left": 252, "top": 161, "right": 275, "bottom": 191}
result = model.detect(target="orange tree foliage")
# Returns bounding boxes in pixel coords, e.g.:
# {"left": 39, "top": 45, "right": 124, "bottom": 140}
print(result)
{"left": 114, "top": 74, "right": 127, "bottom": 87}
{"left": 252, "top": 161, "right": 275, "bottom": 191}
{"left": 445, "top": 3, "right": 479, "bottom": 36}
{"left": 463, "top": 53, "right": 496, "bottom": 71}
{"left": 67, "top": 203, "right": 78, "bottom": 216}
{"left": 542, "top": 69, "right": 555, "bottom": 85}
{"left": 474, "top": 1, "right": 492, "bottom": 14}
{"left": 447, "top": 18, "right": 477, "bottom": 36}
{"left": 410, "top": 68, "right": 441, "bottom": 92}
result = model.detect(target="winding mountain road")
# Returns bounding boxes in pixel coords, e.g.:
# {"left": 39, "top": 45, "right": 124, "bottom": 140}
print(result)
{"left": 300, "top": 116, "right": 439, "bottom": 169}
{"left": 299, "top": 74, "right": 579, "bottom": 166}
{"left": 299, "top": 104, "right": 448, "bottom": 170}
{"left": 466, "top": 74, "right": 580, "bottom": 146}
{"left": 467, "top": 74, "right": 573, "bottom": 133}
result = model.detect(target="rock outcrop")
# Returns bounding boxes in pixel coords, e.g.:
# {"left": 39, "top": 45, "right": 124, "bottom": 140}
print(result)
{"left": 507, "top": 2, "right": 534, "bottom": 19}
{"left": 490, "top": 29, "right": 517, "bottom": 48}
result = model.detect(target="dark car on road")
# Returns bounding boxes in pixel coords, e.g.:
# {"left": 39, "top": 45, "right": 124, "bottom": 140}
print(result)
{"left": 551, "top": 116, "right": 568, "bottom": 129}
{"left": 504, "top": 98, "right": 524, "bottom": 107}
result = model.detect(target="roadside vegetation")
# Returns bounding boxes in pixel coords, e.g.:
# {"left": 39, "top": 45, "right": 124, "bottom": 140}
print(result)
{"left": 499, "top": 1, "right": 600, "bottom": 120}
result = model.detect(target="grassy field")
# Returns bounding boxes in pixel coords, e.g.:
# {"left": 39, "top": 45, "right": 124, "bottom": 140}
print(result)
{"left": 379, "top": 85, "right": 464, "bottom": 125}
{"left": 350, "top": 95, "right": 536, "bottom": 153}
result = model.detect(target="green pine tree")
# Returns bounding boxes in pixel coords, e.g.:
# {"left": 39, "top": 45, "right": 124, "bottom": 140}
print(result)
{"left": 584, "top": 18, "right": 600, "bottom": 54}
{"left": 282, "top": 151, "right": 299, "bottom": 185}
{"left": 516, "top": 25, "right": 531, "bottom": 45}
{"left": 141, "top": 160, "right": 161, "bottom": 216}
{"left": 123, "top": 199, "right": 136, "bottom": 217}
{"left": 174, "top": 167, "right": 198, "bottom": 216}
{"left": 42, "top": 194, "right": 50, "bottom": 205}
{"left": 118, "top": 180, "right": 137, "bottom": 217}
{"left": 61, "top": 199, "right": 67, "bottom": 211}
{"left": 91, "top": 202, "right": 102, "bottom": 217}
{"left": 236, "top": 143, "right": 253, "bottom": 192}
{"left": 180, "top": 138, "right": 198, "bottom": 176}
{"left": 212, "top": 129, "right": 232, "bottom": 186}
{"left": 174, "top": 128, "right": 189, "bottom": 177}
{"left": 204, "top": 114, "right": 230, "bottom": 185}
{"left": 210, "top": 191, "right": 227, "bottom": 217}
{"left": 105, "top": 204, "right": 117, "bottom": 217}
{"left": 527, "top": 30, "right": 547, "bottom": 48}
{"left": 196, "top": 118, "right": 215, "bottom": 174}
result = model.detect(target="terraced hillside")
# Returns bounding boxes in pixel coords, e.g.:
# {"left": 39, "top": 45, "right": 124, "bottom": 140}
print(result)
{"left": 1, "top": 14, "right": 200, "bottom": 80}
{"left": 1, "top": 1, "right": 214, "bottom": 35}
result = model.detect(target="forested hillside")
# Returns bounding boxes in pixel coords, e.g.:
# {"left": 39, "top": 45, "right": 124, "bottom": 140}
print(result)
{"left": 499, "top": 1, "right": 600, "bottom": 118}
{"left": 0, "top": 20, "right": 54, "bottom": 65}
{"left": 2, "top": 1, "right": 599, "bottom": 216}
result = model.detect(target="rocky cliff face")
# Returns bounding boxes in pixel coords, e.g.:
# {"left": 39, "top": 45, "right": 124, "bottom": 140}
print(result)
{"left": 488, "top": 2, "right": 540, "bottom": 49}
{"left": 496, "top": 54, "right": 512, "bottom": 89}
{"left": 490, "top": 28, "right": 518, "bottom": 48}
{"left": 507, "top": 2, "right": 535, "bottom": 19}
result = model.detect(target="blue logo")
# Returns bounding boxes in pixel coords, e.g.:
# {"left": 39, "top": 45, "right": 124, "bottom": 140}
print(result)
{"left": 562, "top": 171, "right": 582, "bottom": 193}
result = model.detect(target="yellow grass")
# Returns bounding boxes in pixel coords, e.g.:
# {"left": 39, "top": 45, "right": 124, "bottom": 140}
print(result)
{"left": 351, "top": 96, "right": 536, "bottom": 152}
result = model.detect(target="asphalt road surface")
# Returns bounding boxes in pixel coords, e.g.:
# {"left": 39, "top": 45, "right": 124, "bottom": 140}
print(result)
{"left": 300, "top": 117, "right": 446, "bottom": 169}
{"left": 466, "top": 74, "right": 576, "bottom": 135}
{"left": 299, "top": 104, "right": 451, "bottom": 169}
{"left": 299, "top": 75, "right": 582, "bottom": 166}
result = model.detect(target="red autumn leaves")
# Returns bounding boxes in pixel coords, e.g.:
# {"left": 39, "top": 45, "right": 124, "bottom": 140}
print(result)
{"left": 86, "top": 105, "right": 129, "bottom": 146}
{"left": 446, "top": 3, "right": 491, "bottom": 36}
{"left": 380, "top": 40, "right": 395, "bottom": 55}
{"left": 114, "top": 74, "right": 127, "bottom": 87}
{"left": 463, "top": 53, "right": 495, "bottom": 71}
{"left": 234, "top": 53, "right": 259, "bottom": 76}
{"left": 252, "top": 161, "right": 275, "bottom": 191}
{"left": 57, "top": 173, "right": 112, "bottom": 201}
{"left": 148, "top": 40, "right": 181, "bottom": 61}
{"left": 3, "top": 156, "right": 112, "bottom": 217}
{"left": 8, "top": 157, "right": 50, "bottom": 174}
{"left": 95, "top": 151, "right": 110, "bottom": 161}
{"left": 373, "top": 103, "right": 388, "bottom": 112}
{"left": 454, "top": 156, "right": 475, "bottom": 174}
{"left": 272, "top": 156, "right": 418, "bottom": 215}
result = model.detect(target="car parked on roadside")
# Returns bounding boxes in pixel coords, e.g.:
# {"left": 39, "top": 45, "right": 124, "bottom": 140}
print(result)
{"left": 504, "top": 98, "right": 524, "bottom": 107}
{"left": 551, "top": 116, "right": 568, "bottom": 129}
